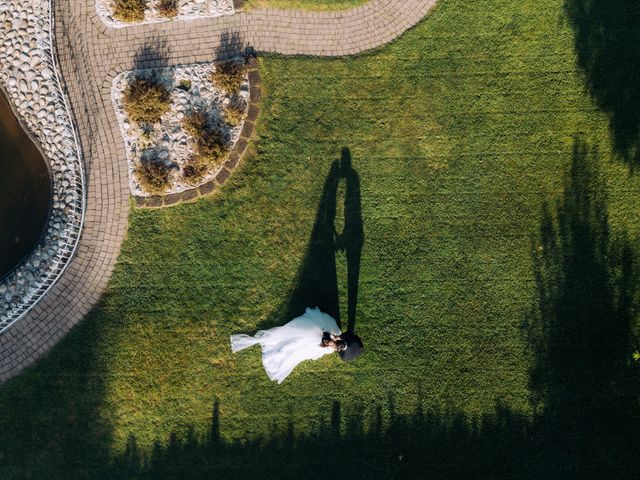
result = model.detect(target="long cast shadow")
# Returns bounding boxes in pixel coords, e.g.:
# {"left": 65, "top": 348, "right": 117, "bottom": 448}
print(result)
{"left": 0, "top": 308, "right": 113, "bottom": 479}
{"left": 523, "top": 139, "right": 640, "bottom": 477}
{"left": 261, "top": 147, "right": 364, "bottom": 334}
{"left": 336, "top": 149, "right": 365, "bottom": 333}
{"left": 565, "top": 0, "right": 640, "bottom": 167}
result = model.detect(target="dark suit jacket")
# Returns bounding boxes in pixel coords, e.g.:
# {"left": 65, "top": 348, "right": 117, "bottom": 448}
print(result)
{"left": 339, "top": 331, "right": 363, "bottom": 362}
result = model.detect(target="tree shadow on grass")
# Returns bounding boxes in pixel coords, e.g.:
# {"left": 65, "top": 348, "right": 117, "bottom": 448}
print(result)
{"left": 523, "top": 139, "right": 640, "bottom": 477}
{"left": 0, "top": 141, "right": 637, "bottom": 479}
{"left": 110, "top": 396, "right": 534, "bottom": 480}
{"left": 109, "top": 139, "right": 640, "bottom": 479}
{"left": 0, "top": 309, "right": 113, "bottom": 479}
{"left": 565, "top": 0, "right": 640, "bottom": 167}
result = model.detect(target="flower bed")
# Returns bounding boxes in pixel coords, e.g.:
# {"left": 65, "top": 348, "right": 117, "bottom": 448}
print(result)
{"left": 96, "top": 0, "right": 234, "bottom": 28}
{"left": 112, "top": 60, "right": 250, "bottom": 197}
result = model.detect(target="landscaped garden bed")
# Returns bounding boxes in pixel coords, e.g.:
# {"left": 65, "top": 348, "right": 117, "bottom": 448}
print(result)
{"left": 112, "top": 58, "right": 258, "bottom": 204}
{"left": 96, "top": 0, "right": 234, "bottom": 28}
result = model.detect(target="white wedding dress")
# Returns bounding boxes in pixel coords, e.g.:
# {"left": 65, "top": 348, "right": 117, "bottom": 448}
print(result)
{"left": 230, "top": 307, "right": 341, "bottom": 384}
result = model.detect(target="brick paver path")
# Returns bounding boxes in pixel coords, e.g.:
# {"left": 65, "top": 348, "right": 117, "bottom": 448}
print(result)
{"left": 0, "top": 0, "right": 438, "bottom": 383}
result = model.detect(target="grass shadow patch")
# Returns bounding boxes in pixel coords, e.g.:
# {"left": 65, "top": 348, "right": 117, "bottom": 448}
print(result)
{"left": 565, "top": 0, "right": 640, "bottom": 167}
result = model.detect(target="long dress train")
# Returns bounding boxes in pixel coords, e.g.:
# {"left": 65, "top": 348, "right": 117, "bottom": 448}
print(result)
{"left": 230, "top": 307, "right": 341, "bottom": 384}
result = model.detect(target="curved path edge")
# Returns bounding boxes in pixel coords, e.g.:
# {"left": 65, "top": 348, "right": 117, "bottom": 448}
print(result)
{"left": 0, "top": 0, "right": 438, "bottom": 383}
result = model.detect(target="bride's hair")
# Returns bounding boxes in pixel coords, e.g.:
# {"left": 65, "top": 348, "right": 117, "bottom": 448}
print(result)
{"left": 321, "top": 332, "right": 347, "bottom": 351}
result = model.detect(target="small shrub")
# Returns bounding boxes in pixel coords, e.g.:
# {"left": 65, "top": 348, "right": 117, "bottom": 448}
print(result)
{"left": 135, "top": 157, "right": 171, "bottom": 194}
{"left": 138, "top": 128, "right": 153, "bottom": 151}
{"left": 182, "top": 156, "right": 208, "bottom": 185}
{"left": 211, "top": 61, "right": 246, "bottom": 95}
{"left": 183, "top": 111, "right": 229, "bottom": 170}
{"left": 158, "top": 0, "right": 178, "bottom": 18}
{"left": 112, "top": 0, "right": 146, "bottom": 22}
{"left": 123, "top": 76, "right": 171, "bottom": 124}
{"left": 223, "top": 97, "right": 246, "bottom": 127}
{"left": 183, "top": 110, "right": 208, "bottom": 138}
{"left": 177, "top": 79, "right": 192, "bottom": 91}
{"left": 198, "top": 130, "right": 228, "bottom": 167}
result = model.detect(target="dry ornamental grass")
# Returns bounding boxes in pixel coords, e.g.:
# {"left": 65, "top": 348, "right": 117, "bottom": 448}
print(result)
{"left": 112, "top": 0, "right": 146, "bottom": 22}
{"left": 223, "top": 98, "right": 247, "bottom": 127}
{"left": 182, "top": 156, "right": 209, "bottom": 185}
{"left": 183, "top": 111, "right": 229, "bottom": 171}
{"left": 135, "top": 157, "right": 171, "bottom": 194}
{"left": 158, "top": 0, "right": 178, "bottom": 18}
{"left": 123, "top": 76, "right": 171, "bottom": 124}
{"left": 211, "top": 61, "right": 247, "bottom": 95}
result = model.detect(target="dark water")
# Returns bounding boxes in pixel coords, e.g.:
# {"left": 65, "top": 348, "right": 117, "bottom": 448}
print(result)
{"left": 0, "top": 91, "right": 51, "bottom": 279}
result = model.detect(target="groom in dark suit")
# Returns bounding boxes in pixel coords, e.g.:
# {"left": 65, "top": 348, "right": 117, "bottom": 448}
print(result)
{"left": 339, "top": 331, "right": 363, "bottom": 362}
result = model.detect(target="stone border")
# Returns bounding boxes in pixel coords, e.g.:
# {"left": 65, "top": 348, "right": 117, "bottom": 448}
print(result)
{"left": 0, "top": 0, "right": 85, "bottom": 334}
{"left": 133, "top": 56, "right": 261, "bottom": 208}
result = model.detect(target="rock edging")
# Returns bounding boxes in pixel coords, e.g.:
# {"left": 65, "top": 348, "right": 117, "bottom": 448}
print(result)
{"left": 0, "top": 0, "right": 85, "bottom": 333}
{"left": 133, "top": 56, "right": 260, "bottom": 208}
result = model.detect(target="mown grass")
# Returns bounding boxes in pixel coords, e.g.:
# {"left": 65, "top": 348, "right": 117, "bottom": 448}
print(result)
{"left": 1, "top": 0, "right": 640, "bottom": 477}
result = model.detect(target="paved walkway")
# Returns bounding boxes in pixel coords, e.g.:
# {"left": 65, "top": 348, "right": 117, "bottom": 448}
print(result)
{"left": 0, "top": 0, "right": 438, "bottom": 383}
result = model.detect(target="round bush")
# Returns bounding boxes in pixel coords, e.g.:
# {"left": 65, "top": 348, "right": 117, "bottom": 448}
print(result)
{"left": 158, "top": 0, "right": 178, "bottom": 18}
{"left": 223, "top": 97, "right": 247, "bottom": 127}
{"left": 211, "top": 61, "right": 246, "bottom": 95}
{"left": 135, "top": 158, "right": 171, "bottom": 194}
{"left": 112, "top": 0, "right": 146, "bottom": 23}
{"left": 183, "top": 111, "right": 229, "bottom": 170}
{"left": 124, "top": 77, "right": 171, "bottom": 124}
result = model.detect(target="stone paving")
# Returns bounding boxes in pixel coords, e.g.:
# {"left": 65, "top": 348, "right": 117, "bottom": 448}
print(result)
{"left": 0, "top": 0, "right": 438, "bottom": 383}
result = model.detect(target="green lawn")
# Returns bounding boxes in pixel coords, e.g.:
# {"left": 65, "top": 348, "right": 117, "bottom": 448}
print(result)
{"left": 242, "top": 0, "right": 367, "bottom": 10}
{"left": 2, "top": 0, "right": 640, "bottom": 478}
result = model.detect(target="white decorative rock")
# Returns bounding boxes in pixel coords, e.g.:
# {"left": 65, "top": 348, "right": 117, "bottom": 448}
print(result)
{"left": 0, "top": 0, "right": 84, "bottom": 330}
{"left": 112, "top": 61, "right": 250, "bottom": 197}
{"left": 96, "top": 0, "right": 234, "bottom": 28}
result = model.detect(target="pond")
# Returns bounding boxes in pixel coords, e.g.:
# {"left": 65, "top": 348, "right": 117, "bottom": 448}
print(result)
{"left": 0, "top": 90, "right": 51, "bottom": 280}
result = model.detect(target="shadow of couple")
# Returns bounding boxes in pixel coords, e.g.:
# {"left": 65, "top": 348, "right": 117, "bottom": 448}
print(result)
{"left": 260, "top": 147, "right": 364, "bottom": 345}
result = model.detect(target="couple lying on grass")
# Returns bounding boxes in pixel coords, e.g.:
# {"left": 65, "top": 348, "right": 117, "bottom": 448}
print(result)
{"left": 231, "top": 307, "right": 363, "bottom": 384}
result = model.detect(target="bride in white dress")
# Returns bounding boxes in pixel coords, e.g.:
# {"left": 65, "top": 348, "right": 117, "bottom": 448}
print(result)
{"left": 230, "top": 307, "right": 347, "bottom": 384}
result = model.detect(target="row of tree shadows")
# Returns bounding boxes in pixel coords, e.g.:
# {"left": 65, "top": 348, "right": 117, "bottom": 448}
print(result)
{"left": 0, "top": 140, "right": 636, "bottom": 477}
{"left": 103, "top": 141, "right": 640, "bottom": 479}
